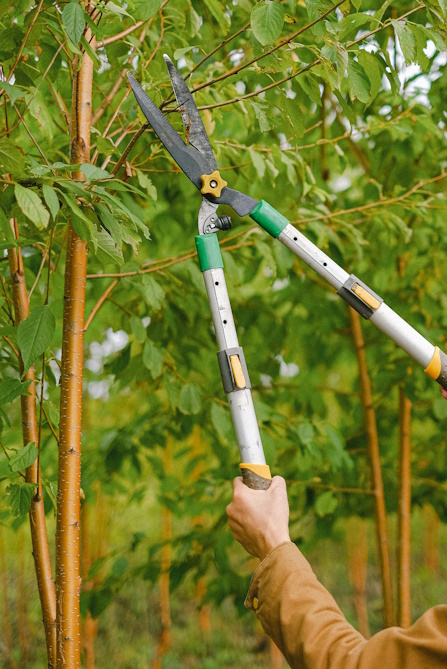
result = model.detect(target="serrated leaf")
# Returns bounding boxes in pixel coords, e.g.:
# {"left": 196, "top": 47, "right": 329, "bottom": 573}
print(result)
{"left": 142, "top": 340, "right": 164, "bottom": 379}
{"left": 62, "top": 2, "right": 85, "bottom": 45}
{"left": 1, "top": 82, "right": 25, "bottom": 105}
{"left": 93, "top": 226, "right": 123, "bottom": 265}
{"left": 132, "top": 0, "right": 161, "bottom": 20}
{"left": 7, "top": 482, "right": 36, "bottom": 516}
{"left": 17, "top": 305, "right": 56, "bottom": 372}
{"left": 251, "top": 100, "right": 271, "bottom": 132}
{"left": 179, "top": 384, "right": 202, "bottom": 415}
{"left": 42, "top": 184, "right": 60, "bottom": 221}
{"left": 357, "top": 51, "right": 382, "bottom": 101}
{"left": 9, "top": 442, "right": 38, "bottom": 472}
{"left": 248, "top": 148, "right": 266, "bottom": 179}
{"left": 392, "top": 19, "right": 416, "bottom": 65}
{"left": 80, "top": 164, "right": 111, "bottom": 181}
{"left": 14, "top": 184, "right": 50, "bottom": 230}
{"left": 251, "top": 2, "right": 285, "bottom": 46}
{"left": 141, "top": 275, "right": 165, "bottom": 310}
{"left": 0, "top": 379, "right": 32, "bottom": 406}
{"left": 347, "top": 58, "right": 370, "bottom": 103}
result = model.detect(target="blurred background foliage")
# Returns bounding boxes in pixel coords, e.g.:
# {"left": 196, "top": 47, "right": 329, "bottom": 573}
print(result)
{"left": 0, "top": 0, "right": 446, "bottom": 665}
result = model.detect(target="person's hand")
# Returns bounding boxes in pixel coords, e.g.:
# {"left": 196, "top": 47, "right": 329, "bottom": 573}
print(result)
{"left": 226, "top": 476, "right": 291, "bottom": 560}
{"left": 441, "top": 386, "right": 447, "bottom": 400}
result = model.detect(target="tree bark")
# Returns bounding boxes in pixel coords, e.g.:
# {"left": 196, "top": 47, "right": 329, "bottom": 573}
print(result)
{"left": 345, "top": 517, "right": 371, "bottom": 638}
{"left": 7, "top": 243, "right": 57, "bottom": 668}
{"left": 56, "top": 19, "right": 95, "bottom": 667}
{"left": 397, "top": 387, "right": 412, "bottom": 628}
{"left": 348, "top": 307, "right": 394, "bottom": 627}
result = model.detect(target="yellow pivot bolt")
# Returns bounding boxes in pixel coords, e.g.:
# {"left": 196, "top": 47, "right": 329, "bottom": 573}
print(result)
{"left": 200, "top": 170, "right": 227, "bottom": 198}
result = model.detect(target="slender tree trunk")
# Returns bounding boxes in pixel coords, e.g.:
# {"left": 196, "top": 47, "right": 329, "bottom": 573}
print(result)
{"left": 56, "top": 20, "right": 95, "bottom": 667}
{"left": 423, "top": 504, "right": 440, "bottom": 574}
{"left": 345, "top": 517, "right": 371, "bottom": 638}
{"left": 349, "top": 308, "right": 395, "bottom": 627}
{"left": 153, "top": 437, "right": 173, "bottom": 669}
{"left": 397, "top": 387, "right": 412, "bottom": 627}
{"left": 7, "top": 243, "right": 57, "bottom": 668}
{"left": 0, "top": 527, "right": 17, "bottom": 669}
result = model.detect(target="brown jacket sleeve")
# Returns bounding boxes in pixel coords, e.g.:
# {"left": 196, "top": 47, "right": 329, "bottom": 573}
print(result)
{"left": 245, "top": 542, "right": 447, "bottom": 669}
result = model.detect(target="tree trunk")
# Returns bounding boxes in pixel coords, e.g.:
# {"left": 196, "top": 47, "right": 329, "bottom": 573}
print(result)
{"left": 153, "top": 436, "right": 173, "bottom": 669}
{"left": 345, "top": 517, "right": 371, "bottom": 638}
{"left": 56, "top": 19, "right": 95, "bottom": 667}
{"left": 7, "top": 243, "right": 57, "bottom": 668}
{"left": 348, "top": 308, "right": 394, "bottom": 627}
{"left": 397, "top": 387, "right": 412, "bottom": 628}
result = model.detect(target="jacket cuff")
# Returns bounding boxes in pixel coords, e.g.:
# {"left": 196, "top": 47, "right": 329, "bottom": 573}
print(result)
{"left": 245, "top": 542, "right": 312, "bottom": 610}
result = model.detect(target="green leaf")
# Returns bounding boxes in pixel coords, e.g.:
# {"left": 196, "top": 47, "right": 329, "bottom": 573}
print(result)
{"left": 315, "top": 490, "right": 338, "bottom": 517}
{"left": 62, "top": 2, "right": 85, "bottom": 45}
{"left": 136, "top": 170, "right": 157, "bottom": 201}
{"left": 357, "top": 51, "right": 382, "bottom": 101}
{"left": 298, "top": 422, "right": 314, "bottom": 446}
{"left": 1, "top": 82, "right": 25, "bottom": 105}
{"left": 0, "top": 379, "right": 32, "bottom": 406}
{"left": 179, "top": 384, "right": 202, "bottom": 415}
{"left": 142, "top": 340, "right": 164, "bottom": 379}
{"left": 133, "top": 0, "right": 161, "bottom": 20}
{"left": 93, "top": 226, "right": 124, "bottom": 265}
{"left": 347, "top": 57, "right": 370, "bottom": 103}
{"left": 9, "top": 442, "right": 38, "bottom": 473}
{"left": 391, "top": 20, "right": 416, "bottom": 65}
{"left": 251, "top": 2, "right": 285, "bottom": 46}
{"left": 42, "top": 184, "right": 60, "bottom": 221}
{"left": 14, "top": 184, "right": 50, "bottom": 230}
{"left": 80, "top": 164, "right": 111, "bottom": 181}
{"left": 251, "top": 100, "right": 271, "bottom": 132}
{"left": 7, "top": 482, "right": 36, "bottom": 516}
{"left": 141, "top": 276, "right": 165, "bottom": 310}
{"left": 17, "top": 305, "right": 56, "bottom": 372}
{"left": 0, "top": 139, "right": 26, "bottom": 174}
{"left": 248, "top": 148, "right": 266, "bottom": 179}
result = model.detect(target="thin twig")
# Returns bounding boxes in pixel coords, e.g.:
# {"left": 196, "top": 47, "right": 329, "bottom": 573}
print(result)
{"left": 84, "top": 279, "right": 118, "bottom": 331}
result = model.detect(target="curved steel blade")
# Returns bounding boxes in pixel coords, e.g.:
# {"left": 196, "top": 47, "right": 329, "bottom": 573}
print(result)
{"left": 127, "top": 73, "right": 208, "bottom": 190}
{"left": 163, "top": 54, "right": 217, "bottom": 173}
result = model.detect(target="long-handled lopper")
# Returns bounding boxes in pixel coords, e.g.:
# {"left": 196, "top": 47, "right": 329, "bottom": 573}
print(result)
{"left": 128, "top": 56, "right": 447, "bottom": 490}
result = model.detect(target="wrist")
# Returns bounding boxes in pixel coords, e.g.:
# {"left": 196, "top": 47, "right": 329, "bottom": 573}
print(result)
{"left": 259, "top": 535, "right": 291, "bottom": 561}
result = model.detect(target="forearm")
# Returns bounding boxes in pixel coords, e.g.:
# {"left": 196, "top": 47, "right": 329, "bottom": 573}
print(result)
{"left": 246, "top": 543, "right": 447, "bottom": 669}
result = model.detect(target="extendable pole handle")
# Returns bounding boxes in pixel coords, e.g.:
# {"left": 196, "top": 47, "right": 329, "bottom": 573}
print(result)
{"left": 195, "top": 234, "right": 272, "bottom": 490}
{"left": 250, "top": 200, "right": 447, "bottom": 392}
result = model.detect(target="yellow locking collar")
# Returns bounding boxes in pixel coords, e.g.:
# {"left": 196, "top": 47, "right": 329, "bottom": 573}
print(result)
{"left": 200, "top": 170, "right": 227, "bottom": 198}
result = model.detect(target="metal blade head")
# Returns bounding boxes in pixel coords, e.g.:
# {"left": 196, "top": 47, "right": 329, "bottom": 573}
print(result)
{"left": 163, "top": 54, "right": 217, "bottom": 172}
{"left": 127, "top": 72, "right": 208, "bottom": 190}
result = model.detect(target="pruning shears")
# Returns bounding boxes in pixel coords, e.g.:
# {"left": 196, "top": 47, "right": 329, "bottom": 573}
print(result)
{"left": 128, "top": 56, "right": 447, "bottom": 490}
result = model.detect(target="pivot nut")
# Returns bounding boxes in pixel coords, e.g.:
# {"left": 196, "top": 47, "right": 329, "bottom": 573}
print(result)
{"left": 217, "top": 215, "right": 231, "bottom": 230}
{"left": 200, "top": 170, "right": 228, "bottom": 198}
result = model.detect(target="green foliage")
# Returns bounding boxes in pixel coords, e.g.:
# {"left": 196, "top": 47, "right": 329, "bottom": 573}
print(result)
{"left": 17, "top": 305, "right": 55, "bottom": 372}
{"left": 0, "top": 0, "right": 447, "bottom": 657}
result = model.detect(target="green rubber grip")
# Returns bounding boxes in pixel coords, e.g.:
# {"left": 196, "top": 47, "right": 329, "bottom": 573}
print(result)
{"left": 195, "top": 234, "right": 223, "bottom": 272}
{"left": 249, "top": 200, "right": 289, "bottom": 238}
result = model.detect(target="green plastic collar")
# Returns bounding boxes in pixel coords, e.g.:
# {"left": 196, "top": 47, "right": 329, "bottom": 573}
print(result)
{"left": 250, "top": 200, "right": 289, "bottom": 238}
{"left": 195, "top": 234, "right": 224, "bottom": 272}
